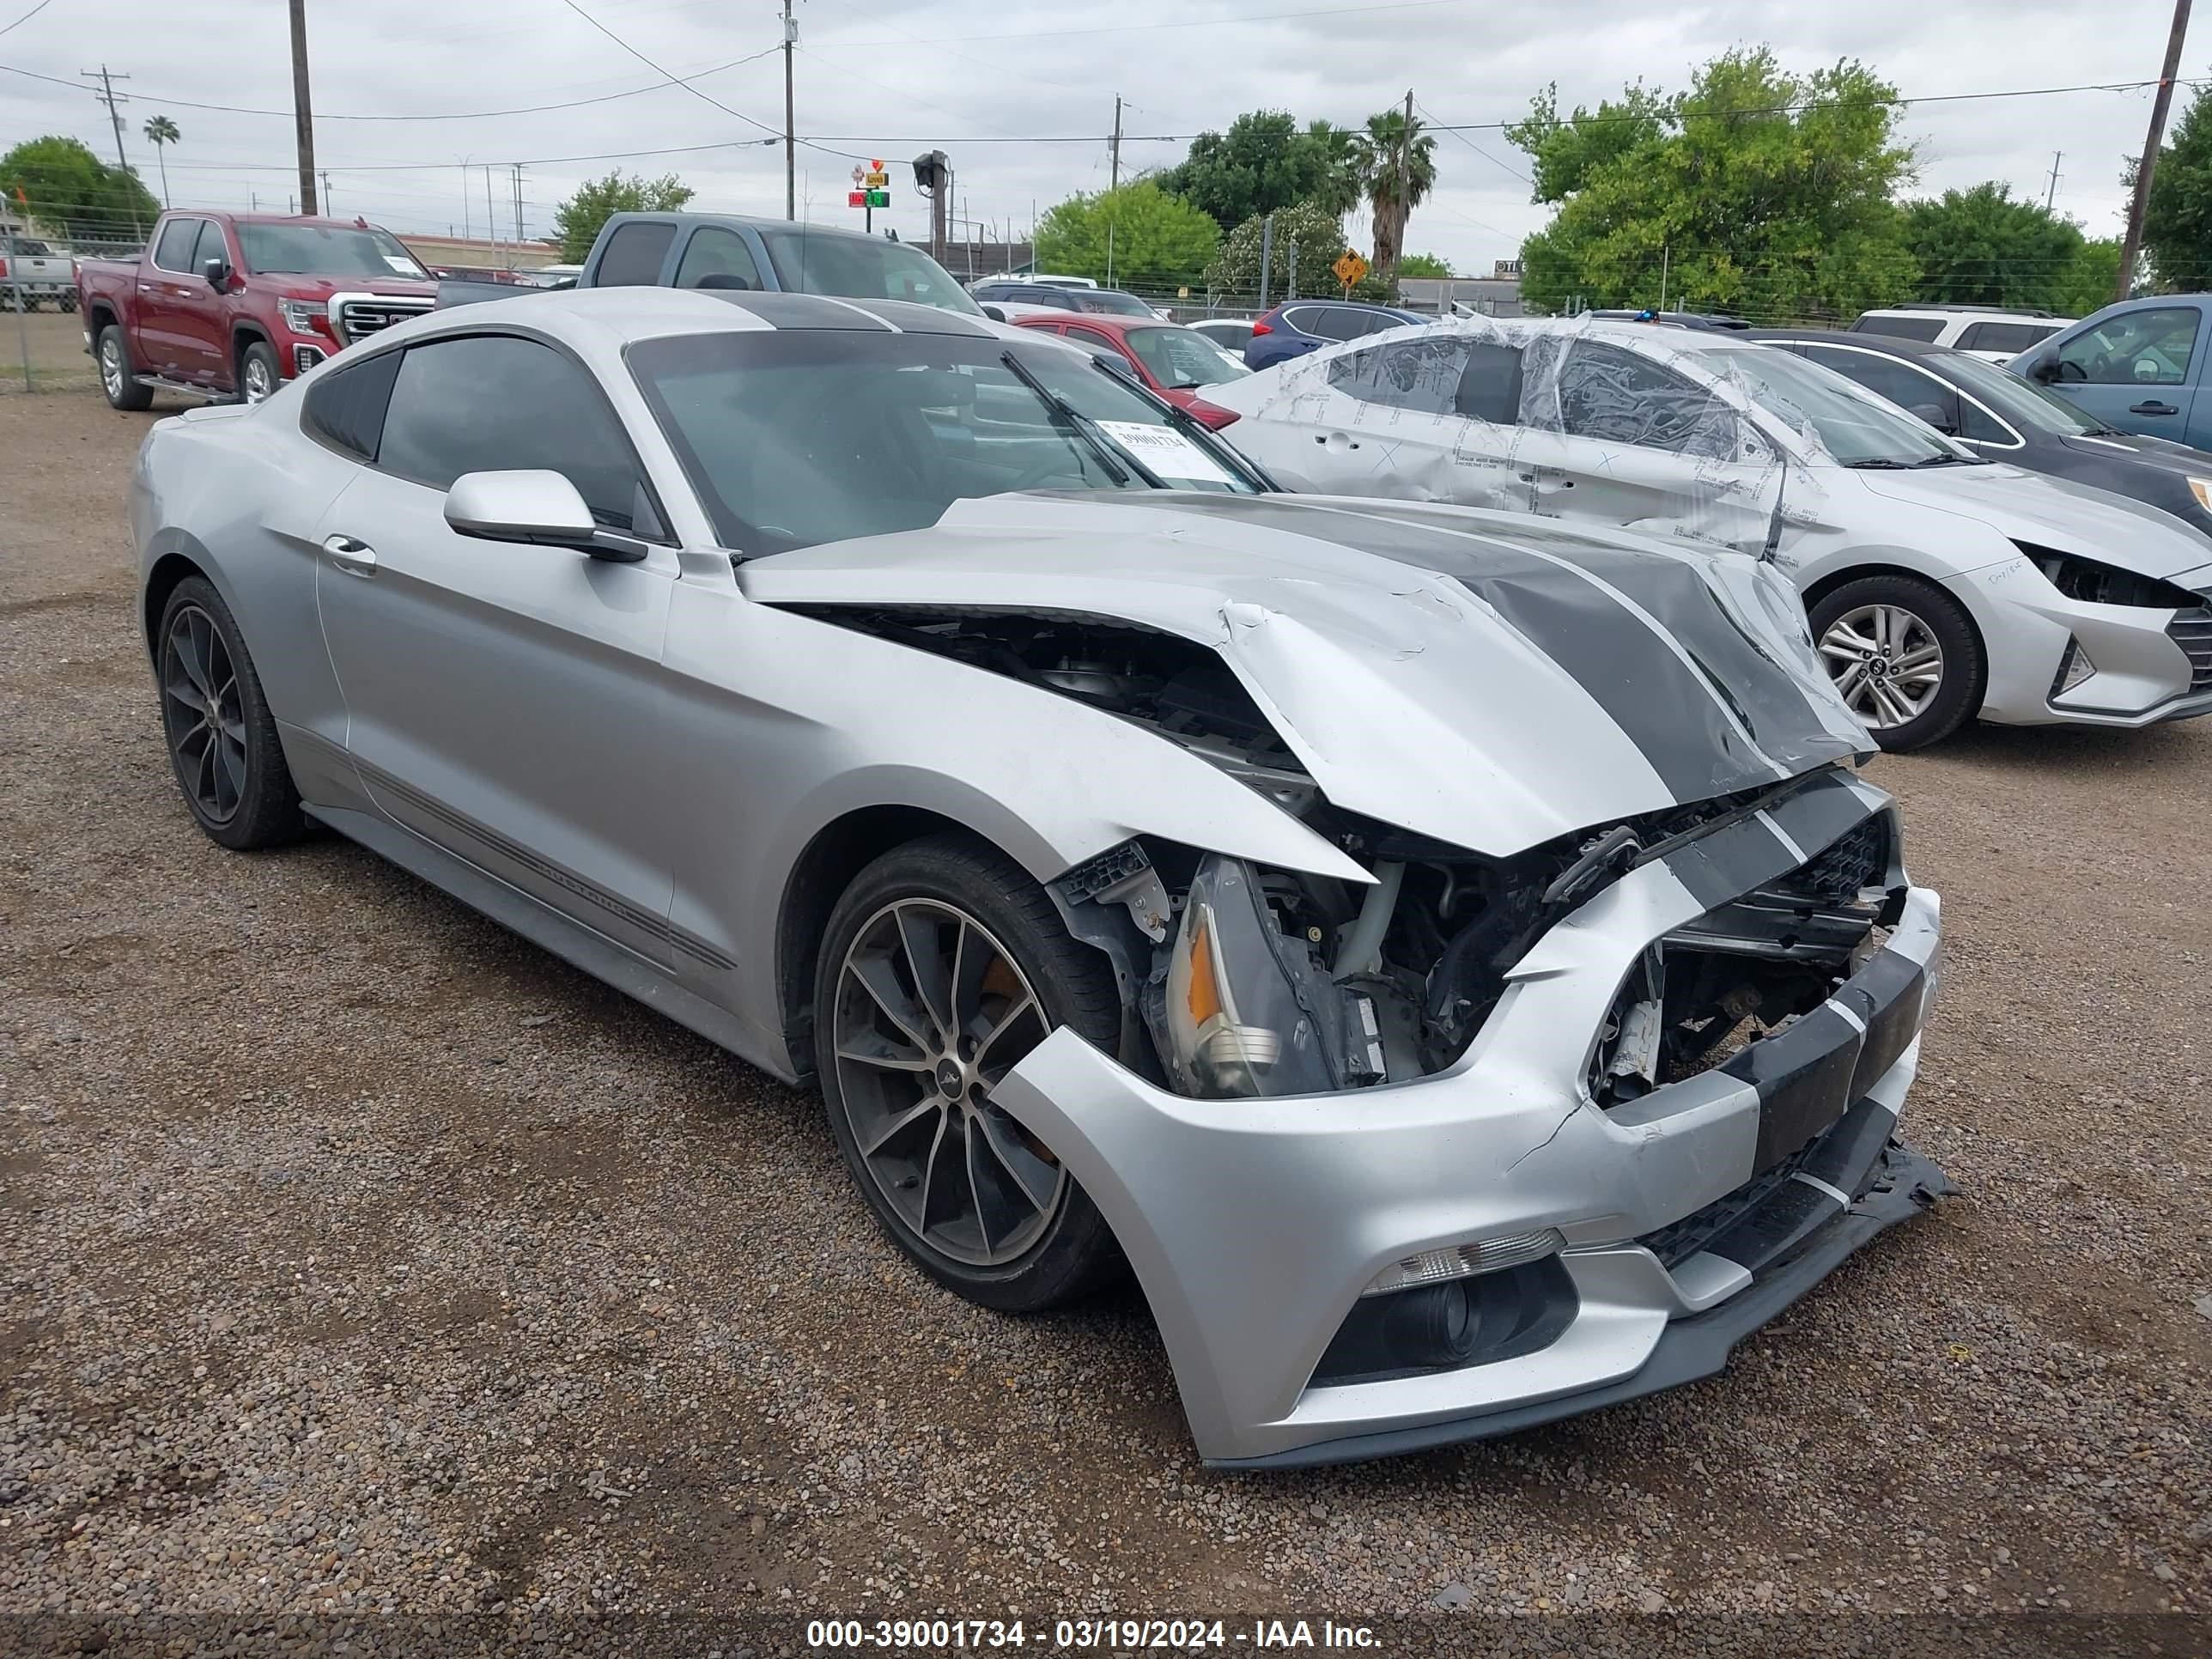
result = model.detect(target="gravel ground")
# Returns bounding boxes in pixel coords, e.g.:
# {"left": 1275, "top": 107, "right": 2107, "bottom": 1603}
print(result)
{"left": 3, "top": 388, "right": 2208, "bottom": 1655}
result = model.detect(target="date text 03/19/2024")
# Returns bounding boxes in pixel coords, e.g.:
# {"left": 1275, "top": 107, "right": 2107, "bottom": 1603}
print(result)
{"left": 804, "top": 1619, "right": 1383, "bottom": 1650}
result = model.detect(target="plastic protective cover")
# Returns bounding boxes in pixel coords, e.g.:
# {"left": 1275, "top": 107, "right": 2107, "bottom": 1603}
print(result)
{"left": 1236, "top": 314, "right": 1844, "bottom": 563}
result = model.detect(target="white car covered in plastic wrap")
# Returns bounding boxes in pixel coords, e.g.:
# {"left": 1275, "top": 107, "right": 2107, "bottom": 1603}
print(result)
{"left": 1206, "top": 318, "right": 2212, "bottom": 750}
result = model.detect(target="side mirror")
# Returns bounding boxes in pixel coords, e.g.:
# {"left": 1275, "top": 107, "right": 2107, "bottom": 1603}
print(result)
{"left": 202, "top": 254, "right": 232, "bottom": 290}
{"left": 979, "top": 303, "right": 1007, "bottom": 322}
{"left": 1909, "top": 402, "right": 1959, "bottom": 436}
{"left": 443, "top": 470, "right": 643, "bottom": 562}
{"left": 2029, "top": 358, "right": 2060, "bottom": 384}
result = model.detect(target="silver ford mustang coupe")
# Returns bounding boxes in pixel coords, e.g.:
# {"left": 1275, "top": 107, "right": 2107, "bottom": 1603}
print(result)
{"left": 132, "top": 286, "right": 1948, "bottom": 1467}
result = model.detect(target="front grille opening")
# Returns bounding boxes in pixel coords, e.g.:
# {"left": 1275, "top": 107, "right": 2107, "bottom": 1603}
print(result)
{"left": 2169, "top": 607, "right": 2212, "bottom": 693}
{"left": 1589, "top": 827, "right": 1891, "bottom": 1114}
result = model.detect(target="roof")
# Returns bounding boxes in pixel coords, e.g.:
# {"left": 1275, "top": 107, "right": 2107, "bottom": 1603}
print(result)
{"left": 1745, "top": 327, "right": 1964, "bottom": 358}
{"left": 412, "top": 283, "right": 1000, "bottom": 344}
{"left": 1857, "top": 303, "right": 2060, "bottom": 319}
{"left": 599, "top": 209, "right": 884, "bottom": 246}
{"left": 1007, "top": 313, "right": 1179, "bottom": 338}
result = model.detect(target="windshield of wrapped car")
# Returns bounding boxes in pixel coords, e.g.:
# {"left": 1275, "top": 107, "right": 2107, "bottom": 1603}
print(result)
{"left": 629, "top": 330, "right": 1262, "bottom": 555}
{"left": 1700, "top": 343, "right": 1970, "bottom": 466}
{"left": 757, "top": 229, "right": 981, "bottom": 314}
{"left": 238, "top": 223, "right": 427, "bottom": 279}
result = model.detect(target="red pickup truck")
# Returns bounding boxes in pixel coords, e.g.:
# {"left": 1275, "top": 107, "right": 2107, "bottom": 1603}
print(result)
{"left": 76, "top": 210, "right": 436, "bottom": 410}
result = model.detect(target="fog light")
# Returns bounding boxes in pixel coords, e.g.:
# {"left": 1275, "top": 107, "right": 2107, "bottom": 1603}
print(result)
{"left": 2052, "top": 639, "right": 2096, "bottom": 700}
{"left": 1360, "top": 1227, "right": 1565, "bottom": 1297}
{"left": 1313, "top": 1255, "right": 1580, "bottom": 1385}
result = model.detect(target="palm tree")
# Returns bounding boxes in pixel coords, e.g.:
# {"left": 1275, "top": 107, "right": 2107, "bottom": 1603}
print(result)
{"left": 1355, "top": 108, "right": 1437, "bottom": 274}
{"left": 142, "top": 115, "right": 180, "bottom": 208}
{"left": 1304, "top": 120, "right": 1363, "bottom": 218}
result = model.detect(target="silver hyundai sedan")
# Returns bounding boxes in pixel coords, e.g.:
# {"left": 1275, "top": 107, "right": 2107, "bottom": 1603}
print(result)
{"left": 132, "top": 285, "right": 1948, "bottom": 1467}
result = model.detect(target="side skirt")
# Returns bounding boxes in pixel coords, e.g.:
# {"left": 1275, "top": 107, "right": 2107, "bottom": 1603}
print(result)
{"left": 304, "top": 803, "right": 801, "bottom": 1085}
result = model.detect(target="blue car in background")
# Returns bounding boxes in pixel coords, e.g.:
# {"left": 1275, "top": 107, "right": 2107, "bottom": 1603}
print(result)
{"left": 1245, "top": 299, "right": 1428, "bottom": 368}
{"left": 2010, "top": 295, "right": 2212, "bottom": 451}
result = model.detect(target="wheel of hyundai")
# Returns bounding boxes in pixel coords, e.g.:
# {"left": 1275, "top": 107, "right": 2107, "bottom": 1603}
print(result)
{"left": 1819, "top": 601, "right": 1944, "bottom": 731}
{"left": 815, "top": 834, "right": 1124, "bottom": 1310}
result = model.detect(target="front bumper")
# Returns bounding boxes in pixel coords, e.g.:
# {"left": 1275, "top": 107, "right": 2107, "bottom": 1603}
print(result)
{"left": 1954, "top": 564, "right": 2212, "bottom": 727}
{"left": 993, "top": 772, "right": 1947, "bottom": 1465}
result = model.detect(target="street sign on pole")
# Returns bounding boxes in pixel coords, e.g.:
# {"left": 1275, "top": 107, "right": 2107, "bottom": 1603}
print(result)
{"left": 1332, "top": 250, "right": 1370, "bottom": 293}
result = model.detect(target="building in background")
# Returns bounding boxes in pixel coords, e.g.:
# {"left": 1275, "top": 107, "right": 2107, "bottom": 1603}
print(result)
{"left": 1397, "top": 271, "right": 1524, "bottom": 319}
{"left": 398, "top": 233, "right": 562, "bottom": 274}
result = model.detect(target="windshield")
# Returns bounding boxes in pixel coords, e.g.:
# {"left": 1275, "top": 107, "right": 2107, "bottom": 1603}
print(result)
{"left": 1074, "top": 290, "right": 1156, "bottom": 317}
{"left": 629, "top": 330, "right": 1261, "bottom": 555}
{"left": 1121, "top": 325, "right": 1249, "bottom": 389}
{"left": 1700, "top": 344, "right": 1965, "bottom": 465}
{"left": 1938, "top": 349, "right": 2105, "bottom": 435}
{"left": 757, "top": 229, "right": 980, "bottom": 314}
{"left": 237, "top": 223, "right": 427, "bottom": 279}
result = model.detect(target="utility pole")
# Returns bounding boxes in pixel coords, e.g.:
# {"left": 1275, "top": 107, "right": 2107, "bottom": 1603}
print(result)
{"left": 485, "top": 166, "right": 500, "bottom": 264}
{"left": 1109, "top": 96, "right": 1122, "bottom": 192}
{"left": 1391, "top": 86, "right": 1413, "bottom": 276}
{"left": 80, "top": 67, "right": 140, "bottom": 239}
{"left": 289, "top": 0, "right": 319, "bottom": 216}
{"left": 513, "top": 164, "right": 525, "bottom": 247}
{"left": 320, "top": 169, "right": 332, "bottom": 215}
{"left": 2045, "top": 151, "right": 2063, "bottom": 211}
{"left": 781, "top": 0, "right": 798, "bottom": 221}
{"left": 460, "top": 159, "right": 471, "bottom": 242}
{"left": 2118, "top": 0, "right": 2193, "bottom": 301}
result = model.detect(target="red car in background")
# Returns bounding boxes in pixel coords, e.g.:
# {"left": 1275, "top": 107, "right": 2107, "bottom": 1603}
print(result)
{"left": 76, "top": 210, "right": 436, "bottom": 409}
{"left": 1012, "top": 313, "right": 1250, "bottom": 428}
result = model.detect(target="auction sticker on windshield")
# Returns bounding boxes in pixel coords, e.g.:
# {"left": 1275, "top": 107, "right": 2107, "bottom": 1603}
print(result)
{"left": 1097, "top": 420, "right": 1234, "bottom": 486}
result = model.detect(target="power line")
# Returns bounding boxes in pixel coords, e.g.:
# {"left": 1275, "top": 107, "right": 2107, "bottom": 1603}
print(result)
{"left": 0, "top": 0, "right": 53, "bottom": 40}
{"left": 550, "top": 0, "right": 865, "bottom": 160}
{"left": 0, "top": 48, "right": 780, "bottom": 121}
{"left": 1415, "top": 95, "right": 1528, "bottom": 188}
{"left": 1421, "top": 76, "right": 2203, "bottom": 133}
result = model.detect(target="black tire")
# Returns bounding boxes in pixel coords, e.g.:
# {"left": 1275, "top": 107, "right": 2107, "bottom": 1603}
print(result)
{"left": 1808, "top": 573, "right": 1985, "bottom": 752}
{"left": 155, "top": 575, "right": 307, "bottom": 850}
{"left": 96, "top": 323, "right": 153, "bottom": 411}
{"left": 237, "top": 339, "right": 281, "bottom": 404}
{"left": 814, "top": 831, "right": 1125, "bottom": 1312}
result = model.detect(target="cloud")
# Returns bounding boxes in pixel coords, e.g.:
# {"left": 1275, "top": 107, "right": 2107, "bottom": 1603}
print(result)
{"left": 0, "top": 0, "right": 2187, "bottom": 273}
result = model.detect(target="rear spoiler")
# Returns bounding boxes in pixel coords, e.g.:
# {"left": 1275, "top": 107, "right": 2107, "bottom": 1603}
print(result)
{"left": 434, "top": 276, "right": 571, "bottom": 309}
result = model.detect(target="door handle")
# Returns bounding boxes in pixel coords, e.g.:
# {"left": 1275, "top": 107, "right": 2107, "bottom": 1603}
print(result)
{"left": 1316, "top": 430, "right": 1362, "bottom": 451}
{"left": 322, "top": 533, "right": 378, "bottom": 574}
{"left": 2130, "top": 400, "right": 2179, "bottom": 416}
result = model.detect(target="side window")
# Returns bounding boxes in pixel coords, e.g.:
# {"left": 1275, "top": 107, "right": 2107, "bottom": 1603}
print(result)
{"left": 1325, "top": 336, "right": 1473, "bottom": 416}
{"left": 1454, "top": 341, "right": 1526, "bottom": 423}
{"left": 151, "top": 218, "right": 204, "bottom": 273}
{"left": 594, "top": 221, "right": 678, "bottom": 287}
{"left": 189, "top": 221, "right": 228, "bottom": 273}
{"left": 1063, "top": 325, "right": 1121, "bottom": 360}
{"left": 301, "top": 348, "right": 404, "bottom": 460}
{"left": 1281, "top": 305, "right": 1332, "bottom": 340}
{"left": 1799, "top": 346, "right": 1960, "bottom": 430}
{"left": 376, "top": 335, "right": 653, "bottom": 532}
{"left": 1956, "top": 320, "right": 2049, "bottom": 356}
{"left": 672, "top": 227, "right": 763, "bottom": 291}
{"left": 1553, "top": 341, "right": 1737, "bottom": 459}
{"left": 1954, "top": 398, "right": 2013, "bottom": 444}
{"left": 2056, "top": 307, "right": 2200, "bottom": 386}
{"left": 1851, "top": 314, "right": 1946, "bottom": 343}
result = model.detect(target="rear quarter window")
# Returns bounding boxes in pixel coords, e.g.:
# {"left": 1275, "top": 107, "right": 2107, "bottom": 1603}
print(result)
{"left": 594, "top": 222, "right": 678, "bottom": 287}
{"left": 300, "top": 348, "right": 404, "bottom": 461}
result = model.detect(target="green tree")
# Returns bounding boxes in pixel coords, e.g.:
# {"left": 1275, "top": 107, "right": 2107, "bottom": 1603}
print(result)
{"left": 1901, "top": 183, "right": 2087, "bottom": 309}
{"left": 0, "top": 135, "right": 158, "bottom": 246}
{"left": 141, "top": 115, "right": 180, "bottom": 210}
{"left": 1032, "top": 180, "right": 1219, "bottom": 291}
{"left": 1353, "top": 106, "right": 1437, "bottom": 274}
{"left": 1158, "top": 112, "right": 1356, "bottom": 233}
{"left": 1506, "top": 49, "right": 1919, "bottom": 323}
{"left": 1397, "top": 252, "right": 1454, "bottom": 278}
{"left": 2143, "top": 79, "right": 2212, "bottom": 291}
{"left": 552, "top": 170, "right": 695, "bottom": 262}
{"left": 1205, "top": 201, "right": 1389, "bottom": 301}
{"left": 2055, "top": 238, "right": 2124, "bottom": 314}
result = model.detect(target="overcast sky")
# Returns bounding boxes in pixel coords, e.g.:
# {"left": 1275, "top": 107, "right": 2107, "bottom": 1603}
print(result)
{"left": 0, "top": 0, "right": 2199, "bottom": 272}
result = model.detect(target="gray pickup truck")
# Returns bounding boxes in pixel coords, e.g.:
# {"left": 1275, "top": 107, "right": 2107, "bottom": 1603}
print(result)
{"left": 3, "top": 235, "right": 78, "bottom": 311}
{"left": 438, "top": 212, "right": 985, "bottom": 316}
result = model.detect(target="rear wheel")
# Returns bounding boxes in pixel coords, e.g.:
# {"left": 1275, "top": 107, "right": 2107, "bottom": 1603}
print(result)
{"left": 97, "top": 324, "right": 153, "bottom": 411}
{"left": 814, "top": 833, "right": 1124, "bottom": 1311}
{"left": 156, "top": 576, "right": 307, "bottom": 850}
{"left": 1808, "top": 574, "right": 1984, "bottom": 752}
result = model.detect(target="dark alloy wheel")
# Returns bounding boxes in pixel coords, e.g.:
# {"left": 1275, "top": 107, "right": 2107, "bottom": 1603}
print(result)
{"left": 155, "top": 576, "right": 307, "bottom": 850}
{"left": 814, "top": 833, "right": 1124, "bottom": 1311}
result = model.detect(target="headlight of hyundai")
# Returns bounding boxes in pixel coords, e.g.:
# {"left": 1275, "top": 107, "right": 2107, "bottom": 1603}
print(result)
{"left": 2190, "top": 477, "right": 2212, "bottom": 511}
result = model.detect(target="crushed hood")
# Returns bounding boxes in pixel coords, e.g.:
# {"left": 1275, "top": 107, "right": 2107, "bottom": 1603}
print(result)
{"left": 740, "top": 493, "right": 1871, "bottom": 858}
{"left": 1856, "top": 461, "right": 2212, "bottom": 578}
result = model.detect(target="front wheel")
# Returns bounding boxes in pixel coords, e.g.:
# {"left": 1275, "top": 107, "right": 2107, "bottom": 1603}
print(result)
{"left": 238, "top": 340, "right": 281, "bottom": 404}
{"left": 1808, "top": 574, "right": 1985, "bottom": 752}
{"left": 814, "top": 833, "right": 1125, "bottom": 1311}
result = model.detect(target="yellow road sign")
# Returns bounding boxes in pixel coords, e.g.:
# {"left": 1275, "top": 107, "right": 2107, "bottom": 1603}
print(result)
{"left": 1332, "top": 250, "right": 1370, "bottom": 287}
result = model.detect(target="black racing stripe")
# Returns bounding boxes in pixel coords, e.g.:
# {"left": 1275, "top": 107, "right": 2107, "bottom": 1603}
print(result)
{"left": 1723, "top": 1005, "right": 1865, "bottom": 1172}
{"left": 1336, "top": 501, "right": 1856, "bottom": 780}
{"left": 1701, "top": 1173, "right": 1838, "bottom": 1273}
{"left": 1765, "top": 769, "right": 1883, "bottom": 860}
{"left": 1832, "top": 949, "right": 1926, "bottom": 1098}
{"left": 1660, "top": 810, "right": 1802, "bottom": 910}
{"left": 1799, "top": 1095, "right": 1900, "bottom": 1194}
{"left": 1108, "top": 495, "right": 1819, "bottom": 802}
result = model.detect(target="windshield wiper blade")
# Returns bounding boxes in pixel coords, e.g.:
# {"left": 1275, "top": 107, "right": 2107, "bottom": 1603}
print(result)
{"left": 1844, "top": 458, "right": 1911, "bottom": 469}
{"left": 998, "top": 350, "right": 1157, "bottom": 488}
{"left": 1911, "top": 453, "right": 1983, "bottom": 466}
